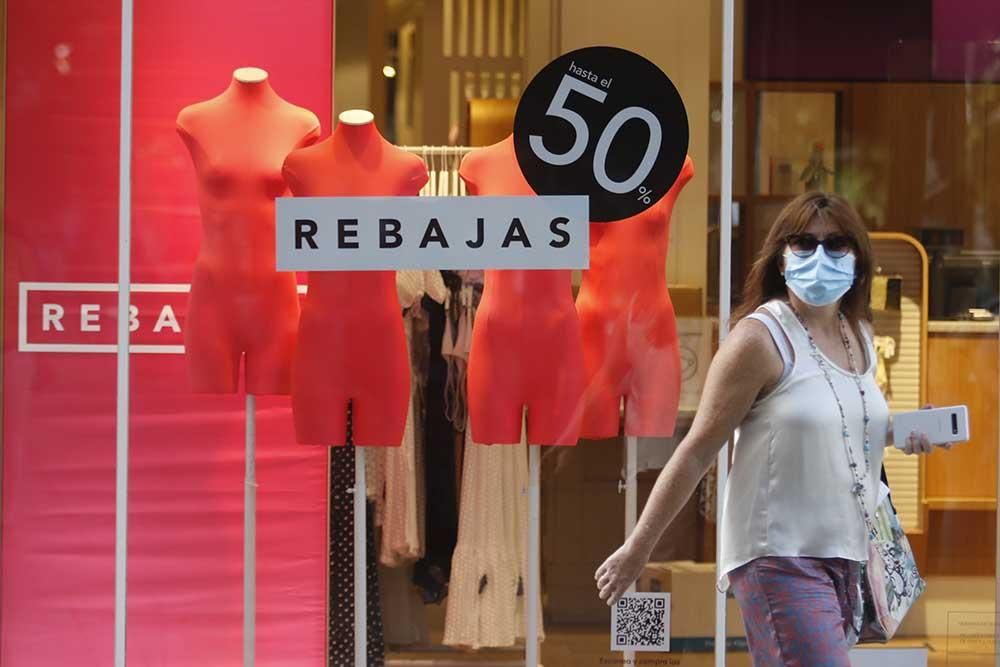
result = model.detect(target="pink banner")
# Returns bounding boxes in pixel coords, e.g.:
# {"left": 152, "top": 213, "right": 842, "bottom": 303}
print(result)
{"left": 3, "top": 1, "right": 333, "bottom": 664}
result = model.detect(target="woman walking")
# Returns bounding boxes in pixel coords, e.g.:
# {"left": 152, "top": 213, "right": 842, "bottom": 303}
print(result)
{"left": 595, "top": 192, "right": 942, "bottom": 666}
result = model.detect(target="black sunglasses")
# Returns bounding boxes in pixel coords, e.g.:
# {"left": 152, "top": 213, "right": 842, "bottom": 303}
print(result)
{"left": 785, "top": 233, "right": 854, "bottom": 259}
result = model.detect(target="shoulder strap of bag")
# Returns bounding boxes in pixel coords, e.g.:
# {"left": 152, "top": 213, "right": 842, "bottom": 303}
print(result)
{"left": 880, "top": 465, "right": 896, "bottom": 515}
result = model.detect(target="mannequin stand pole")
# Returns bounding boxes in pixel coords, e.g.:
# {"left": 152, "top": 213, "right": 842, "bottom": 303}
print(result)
{"left": 717, "top": 0, "right": 735, "bottom": 665}
{"left": 244, "top": 394, "right": 257, "bottom": 667}
{"left": 624, "top": 435, "right": 638, "bottom": 664}
{"left": 526, "top": 444, "right": 540, "bottom": 667}
{"left": 351, "top": 403, "right": 368, "bottom": 667}
{"left": 113, "top": 0, "right": 134, "bottom": 665}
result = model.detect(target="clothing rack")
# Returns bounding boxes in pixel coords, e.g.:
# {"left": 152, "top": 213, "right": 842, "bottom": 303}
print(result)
{"left": 385, "top": 657, "right": 524, "bottom": 667}
{"left": 401, "top": 145, "right": 476, "bottom": 156}
{"left": 403, "top": 146, "right": 473, "bottom": 198}
{"left": 393, "top": 143, "right": 544, "bottom": 666}
{"left": 387, "top": 660, "right": 522, "bottom": 667}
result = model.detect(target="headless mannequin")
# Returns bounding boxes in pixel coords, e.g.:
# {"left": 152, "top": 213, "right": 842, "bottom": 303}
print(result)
{"left": 460, "top": 135, "right": 585, "bottom": 446}
{"left": 283, "top": 110, "right": 428, "bottom": 446}
{"left": 177, "top": 67, "right": 320, "bottom": 394}
{"left": 575, "top": 156, "right": 695, "bottom": 438}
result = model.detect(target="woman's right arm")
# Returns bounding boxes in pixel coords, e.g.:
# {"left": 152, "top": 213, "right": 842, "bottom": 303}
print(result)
{"left": 595, "top": 318, "right": 784, "bottom": 605}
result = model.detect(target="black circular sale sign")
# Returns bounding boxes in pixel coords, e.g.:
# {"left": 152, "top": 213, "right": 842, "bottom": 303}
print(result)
{"left": 513, "top": 46, "right": 689, "bottom": 223}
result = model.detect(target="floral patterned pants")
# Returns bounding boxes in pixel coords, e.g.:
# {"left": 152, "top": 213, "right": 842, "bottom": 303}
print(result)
{"left": 729, "top": 557, "right": 861, "bottom": 667}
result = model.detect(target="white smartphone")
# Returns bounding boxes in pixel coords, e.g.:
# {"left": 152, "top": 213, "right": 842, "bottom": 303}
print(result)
{"left": 893, "top": 405, "right": 969, "bottom": 449}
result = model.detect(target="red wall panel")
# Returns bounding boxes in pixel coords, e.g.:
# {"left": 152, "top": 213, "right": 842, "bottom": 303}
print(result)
{"left": 3, "top": 2, "right": 334, "bottom": 664}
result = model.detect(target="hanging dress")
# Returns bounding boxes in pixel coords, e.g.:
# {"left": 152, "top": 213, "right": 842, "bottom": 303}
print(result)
{"left": 443, "top": 420, "right": 544, "bottom": 648}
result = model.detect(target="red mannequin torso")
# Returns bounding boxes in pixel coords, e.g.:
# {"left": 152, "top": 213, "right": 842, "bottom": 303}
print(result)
{"left": 177, "top": 68, "right": 320, "bottom": 394}
{"left": 575, "top": 156, "right": 694, "bottom": 438}
{"left": 282, "top": 112, "right": 428, "bottom": 446}
{"left": 459, "top": 136, "right": 585, "bottom": 446}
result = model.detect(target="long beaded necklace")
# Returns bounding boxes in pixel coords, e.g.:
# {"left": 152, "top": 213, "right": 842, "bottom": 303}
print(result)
{"left": 787, "top": 302, "right": 876, "bottom": 535}
{"left": 788, "top": 301, "right": 915, "bottom": 609}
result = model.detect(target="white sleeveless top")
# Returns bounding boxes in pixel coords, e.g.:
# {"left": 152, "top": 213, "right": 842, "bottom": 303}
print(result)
{"left": 718, "top": 300, "right": 890, "bottom": 591}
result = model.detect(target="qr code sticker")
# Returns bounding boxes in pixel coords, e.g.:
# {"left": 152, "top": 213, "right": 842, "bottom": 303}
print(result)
{"left": 611, "top": 592, "right": 670, "bottom": 652}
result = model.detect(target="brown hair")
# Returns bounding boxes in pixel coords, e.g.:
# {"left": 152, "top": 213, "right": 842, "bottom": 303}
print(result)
{"left": 733, "top": 191, "right": 873, "bottom": 324}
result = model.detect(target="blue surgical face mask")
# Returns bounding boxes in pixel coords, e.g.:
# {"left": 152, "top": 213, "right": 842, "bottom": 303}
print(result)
{"left": 782, "top": 246, "right": 856, "bottom": 307}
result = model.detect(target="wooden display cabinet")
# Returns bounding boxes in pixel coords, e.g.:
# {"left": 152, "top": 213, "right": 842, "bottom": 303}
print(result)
{"left": 924, "top": 327, "right": 998, "bottom": 576}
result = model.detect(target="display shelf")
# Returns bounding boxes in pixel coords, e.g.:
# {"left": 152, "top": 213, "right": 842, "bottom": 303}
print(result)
{"left": 928, "top": 320, "right": 1000, "bottom": 334}
{"left": 924, "top": 498, "right": 997, "bottom": 511}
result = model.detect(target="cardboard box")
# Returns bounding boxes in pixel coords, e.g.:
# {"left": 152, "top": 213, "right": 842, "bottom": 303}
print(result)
{"left": 638, "top": 561, "right": 746, "bottom": 639}
{"left": 638, "top": 560, "right": 691, "bottom": 595}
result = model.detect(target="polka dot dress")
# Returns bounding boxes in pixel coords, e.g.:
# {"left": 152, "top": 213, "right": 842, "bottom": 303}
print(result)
{"left": 329, "top": 401, "right": 385, "bottom": 667}
{"left": 443, "top": 421, "right": 543, "bottom": 648}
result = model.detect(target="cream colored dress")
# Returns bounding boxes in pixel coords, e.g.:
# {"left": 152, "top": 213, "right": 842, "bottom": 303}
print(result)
{"left": 372, "top": 270, "right": 448, "bottom": 565}
{"left": 443, "top": 421, "right": 544, "bottom": 648}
